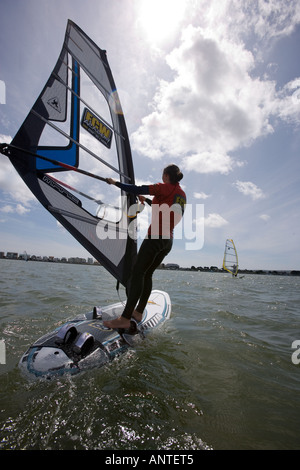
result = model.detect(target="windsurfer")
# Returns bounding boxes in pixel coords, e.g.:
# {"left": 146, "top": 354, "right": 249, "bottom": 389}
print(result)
{"left": 103, "top": 164, "right": 186, "bottom": 330}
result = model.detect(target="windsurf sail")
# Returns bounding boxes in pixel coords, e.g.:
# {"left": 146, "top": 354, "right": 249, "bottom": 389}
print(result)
{"left": 0, "top": 20, "right": 137, "bottom": 287}
{"left": 223, "top": 239, "right": 238, "bottom": 276}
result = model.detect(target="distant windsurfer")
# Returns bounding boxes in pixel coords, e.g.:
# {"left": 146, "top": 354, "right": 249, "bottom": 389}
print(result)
{"left": 232, "top": 265, "right": 237, "bottom": 277}
{"left": 103, "top": 164, "right": 186, "bottom": 330}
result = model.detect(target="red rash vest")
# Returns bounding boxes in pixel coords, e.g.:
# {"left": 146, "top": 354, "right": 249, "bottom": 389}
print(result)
{"left": 148, "top": 182, "right": 186, "bottom": 238}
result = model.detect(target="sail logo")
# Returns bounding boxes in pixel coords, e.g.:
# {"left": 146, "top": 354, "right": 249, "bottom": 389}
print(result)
{"left": 81, "top": 108, "right": 113, "bottom": 148}
{"left": 41, "top": 175, "right": 80, "bottom": 205}
{"left": 47, "top": 97, "right": 62, "bottom": 113}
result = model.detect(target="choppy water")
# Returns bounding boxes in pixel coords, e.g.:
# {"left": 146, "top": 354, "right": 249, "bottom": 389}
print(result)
{"left": 0, "top": 259, "right": 300, "bottom": 450}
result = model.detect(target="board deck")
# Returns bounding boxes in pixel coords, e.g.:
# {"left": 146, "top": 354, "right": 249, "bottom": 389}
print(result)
{"left": 19, "top": 290, "right": 171, "bottom": 378}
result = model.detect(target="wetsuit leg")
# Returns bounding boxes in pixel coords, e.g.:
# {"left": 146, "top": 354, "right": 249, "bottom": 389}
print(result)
{"left": 135, "top": 239, "right": 172, "bottom": 314}
{"left": 122, "top": 238, "right": 172, "bottom": 319}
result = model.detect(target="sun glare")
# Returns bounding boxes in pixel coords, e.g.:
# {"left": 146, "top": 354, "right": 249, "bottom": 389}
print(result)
{"left": 137, "top": 0, "right": 186, "bottom": 45}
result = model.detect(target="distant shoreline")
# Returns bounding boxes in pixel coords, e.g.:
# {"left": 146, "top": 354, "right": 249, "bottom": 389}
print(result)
{"left": 0, "top": 254, "right": 97, "bottom": 266}
{"left": 1, "top": 256, "right": 299, "bottom": 276}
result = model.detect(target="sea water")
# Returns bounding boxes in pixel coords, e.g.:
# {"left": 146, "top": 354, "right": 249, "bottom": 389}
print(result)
{"left": 0, "top": 258, "right": 300, "bottom": 450}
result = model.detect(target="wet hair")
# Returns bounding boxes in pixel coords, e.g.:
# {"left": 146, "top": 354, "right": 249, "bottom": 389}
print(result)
{"left": 163, "top": 164, "right": 183, "bottom": 184}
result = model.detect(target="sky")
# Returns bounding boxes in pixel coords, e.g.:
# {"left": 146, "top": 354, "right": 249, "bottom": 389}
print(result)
{"left": 0, "top": 0, "right": 300, "bottom": 270}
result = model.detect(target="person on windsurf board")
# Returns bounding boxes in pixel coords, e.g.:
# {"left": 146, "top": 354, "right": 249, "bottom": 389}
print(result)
{"left": 104, "top": 164, "right": 186, "bottom": 330}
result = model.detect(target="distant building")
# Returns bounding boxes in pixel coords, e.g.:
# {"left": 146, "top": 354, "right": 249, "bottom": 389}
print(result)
{"left": 6, "top": 252, "right": 18, "bottom": 259}
{"left": 68, "top": 257, "right": 87, "bottom": 264}
{"left": 165, "top": 263, "right": 179, "bottom": 270}
{"left": 19, "top": 253, "right": 30, "bottom": 260}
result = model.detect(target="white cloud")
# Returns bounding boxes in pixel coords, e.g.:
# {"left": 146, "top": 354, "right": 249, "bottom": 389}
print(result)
{"left": 204, "top": 212, "right": 228, "bottom": 228}
{"left": 0, "top": 134, "right": 11, "bottom": 145}
{"left": 260, "top": 214, "right": 270, "bottom": 221}
{"left": 233, "top": 180, "right": 266, "bottom": 200}
{"left": 194, "top": 0, "right": 300, "bottom": 44}
{"left": 0, "top": 159, "right": 36, "bottom": 207}
{"left": 194, "top": 191, "right": 210, "bottom": 200}
{"left": 15, "top": 204, "right": 30, "bottom": 215}
{"left": 131, "top": 4, "right": 300, "bottom": 174}
{"left": 0, "top": 204, "right": 14, "bottom": 213}
{"left": 131, "top": 24, "right": 273, "bottom": 169}
{"left": 0, "top": 135, "right": 36, "bottom": 208}
{"left": 274, "top": 78, "right": 300, "bottom": 124}
{"left": 0, "top": 203, "right": 30, "bottom": 215}
{"left": 205, "top": 213, "right": 228, "bottom": 228}
{"left": 250, "top": 0, "right": 300, "bottom": 41}
{"left": 183, "top": 152, "right": 242, "bottom": 175}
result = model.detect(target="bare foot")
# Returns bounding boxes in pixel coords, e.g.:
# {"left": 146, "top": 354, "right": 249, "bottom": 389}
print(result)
{"left": 103, "top": 316, "right": 131, "bottom": 329}
{"left": 132, "top": 310, "right": 143, "bottom": 323}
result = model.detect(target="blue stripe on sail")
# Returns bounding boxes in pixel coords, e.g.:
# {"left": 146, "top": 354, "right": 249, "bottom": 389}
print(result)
{"left": 36, "top": 61, "right": 79, "bottom": 171}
